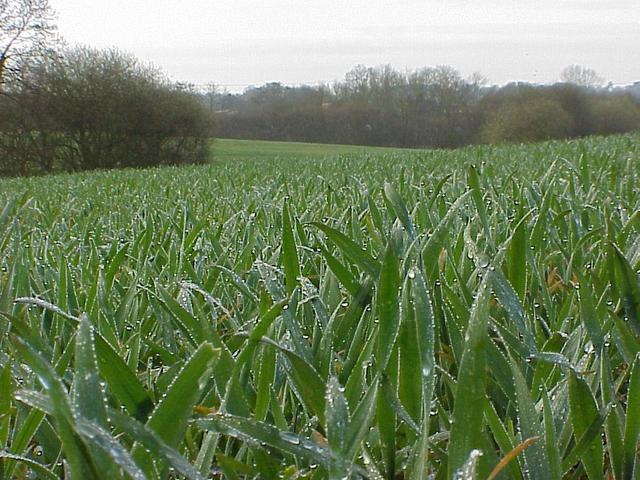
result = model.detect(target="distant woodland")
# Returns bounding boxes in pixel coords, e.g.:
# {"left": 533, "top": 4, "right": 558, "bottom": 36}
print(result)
{"left": 206, "top": 64, "right": 640, "bottom": 148}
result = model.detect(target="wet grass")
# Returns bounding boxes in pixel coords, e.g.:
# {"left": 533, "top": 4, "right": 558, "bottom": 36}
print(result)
{"left": 1, "top": 133, "right": 640, "bottom": 479}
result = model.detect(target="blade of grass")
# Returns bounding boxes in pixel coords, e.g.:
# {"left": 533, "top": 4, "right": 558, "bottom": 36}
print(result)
{"left": 600, "top": 354, "right": 624, "bottom": 480}
{"left": 73, "top": 315, "right": 108, "bottom": 427}
{"left": 133, "top": 342, "right": 219, "bottom": 475}
{"left": 12, "top": 336, "right": 98, "bottom": 479}
{"left": 488, "top": 436, "right": 541, "bottom": 480}
{"left": 109, "top": 408, "right": 206, "bottom": 480}
{"left": 541, "top": 387, "right": 562, "bottom": 480}
{"left": 609, "top": 243, "right": 640, "bottom": 336}
{"left": 384, "top": 182, "right": 416, "bottom": 240}
{"left": 448, "top": 273, "right": 491, "bottom": 477}
{"left": 282, "top": 199, "right": 301, "bottom": 295}
{"left": 310, "top": 222, "right": 380, "bottom": 277}
{"left": 510, "top": 360, "right": 551, "bottom": 479}
{"left": 567, "top": 371, "right": 604, "bottom": 479}
{"left": 375, "top": 240, "right": 401, "bottom": 372}
{"left": 0, "top": 451, "right": 59, "bottom": 480}
{"left": 623, "top": 354, "right": 640, "bottom": 480}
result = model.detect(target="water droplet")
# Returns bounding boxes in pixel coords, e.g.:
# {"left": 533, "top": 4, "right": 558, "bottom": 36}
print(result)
{"left": 279, "top": 431, "right": 301, "bottom": 445}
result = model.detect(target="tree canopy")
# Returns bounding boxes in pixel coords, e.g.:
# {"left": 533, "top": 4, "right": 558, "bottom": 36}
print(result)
{"left": 0, "top": 0, "right": 56, "bottom": 89}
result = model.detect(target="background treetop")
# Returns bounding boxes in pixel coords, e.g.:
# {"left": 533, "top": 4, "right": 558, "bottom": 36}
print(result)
{"left": 0, "top": 0, "right": 57, "bottom": 88}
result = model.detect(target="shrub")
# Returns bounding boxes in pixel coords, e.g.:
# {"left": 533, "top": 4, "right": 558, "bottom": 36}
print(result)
{"left": 481, "top": 97, "right": 574, "bottom": 144}
{"left": 0, "top": 47, "right": 215, "bottom": 176}
{"left": 589, "top": 94, "right": 640, "bottom": 135}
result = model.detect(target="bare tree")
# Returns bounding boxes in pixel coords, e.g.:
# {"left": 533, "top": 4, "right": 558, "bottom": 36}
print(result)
{"left": 203, "top": 82, "right": 217, "bottom": 112}
{"left": 0, "top": 0, "right": 56, "bottom": 88}
{"left": 560, "top": 65, "right": 605, "bottom": 88}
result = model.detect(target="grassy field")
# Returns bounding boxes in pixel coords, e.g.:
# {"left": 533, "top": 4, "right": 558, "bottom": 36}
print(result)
{"left": 212, "top": 138, "right": 420, "bottom": 161}
{"left": 1, "top": 134, "right": 640, "bottom": 479}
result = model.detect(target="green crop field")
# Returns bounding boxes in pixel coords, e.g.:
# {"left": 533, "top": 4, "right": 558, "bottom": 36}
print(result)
{"left": 1, "top": 134, "right": 640, "bottom": 479}
{"left": 211, "top": 138, "right": 420, "bottom": 162}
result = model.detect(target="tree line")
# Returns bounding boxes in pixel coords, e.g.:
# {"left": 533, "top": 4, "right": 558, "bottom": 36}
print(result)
{"left": 0, "top": 0, "right": 215, "bottom": 176}
{"left": 208, "top": 64, "right": 640, "bottom": 149}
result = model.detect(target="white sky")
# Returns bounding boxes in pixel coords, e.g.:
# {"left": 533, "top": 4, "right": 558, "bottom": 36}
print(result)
{"left": 51, "top": 0, "right": 640, "bottom": 91}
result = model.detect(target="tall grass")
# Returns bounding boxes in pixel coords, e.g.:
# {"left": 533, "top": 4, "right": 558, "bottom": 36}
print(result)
{"left": 0, "top": 134, "right": 639, "bottom": 479}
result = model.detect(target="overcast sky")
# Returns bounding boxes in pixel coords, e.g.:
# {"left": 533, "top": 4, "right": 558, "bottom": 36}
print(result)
{"left": 51, "top": 0, "right": 640, "bottom": 91}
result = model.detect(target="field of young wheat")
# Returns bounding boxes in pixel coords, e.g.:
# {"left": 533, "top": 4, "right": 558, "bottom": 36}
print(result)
{"left": 1, "top": 134, "right": 639, "bottom": 479}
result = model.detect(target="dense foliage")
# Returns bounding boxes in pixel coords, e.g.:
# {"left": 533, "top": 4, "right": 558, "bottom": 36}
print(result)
{"left": 210, "top": 65, "right": 640, "bottom": 148}
{"left": 1, "top": 133, "right": 640, "bottom": 479}
{"left": 0, "top": 47, "right": 215, "bottom": 176}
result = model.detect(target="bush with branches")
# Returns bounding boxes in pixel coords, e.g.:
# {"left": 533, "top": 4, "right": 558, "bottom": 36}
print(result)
{"left": 0, "top": 47, "right": 215, "bottom": 176}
